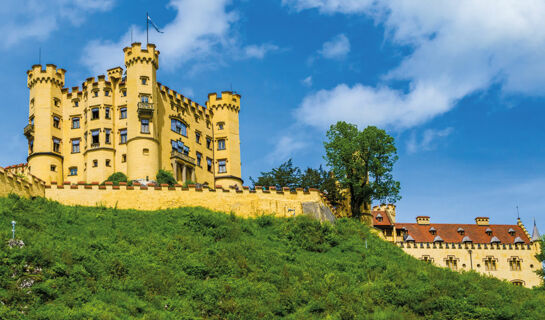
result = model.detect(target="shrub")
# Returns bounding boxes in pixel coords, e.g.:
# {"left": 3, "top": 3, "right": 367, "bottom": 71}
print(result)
{"left": 156, "top": 170, "right": 177, "bottom": 186}
{"left": 103, "top": 172, "right": 128, "bottom": 186}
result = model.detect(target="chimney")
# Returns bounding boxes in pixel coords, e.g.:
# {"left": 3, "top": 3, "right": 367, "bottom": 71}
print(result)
{"left": 475, "top": 217, "right": 490, "bottom": 226}
{"left": 416, "top": 216, "right": 430, "bottom": 225}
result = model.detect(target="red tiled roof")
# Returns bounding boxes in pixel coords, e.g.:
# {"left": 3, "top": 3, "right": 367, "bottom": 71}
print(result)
{"left": 372, "top": 210, "right": 393, "bottom": 226}
{"left": 394, "top": 223, "right": 531, "bottom": 244}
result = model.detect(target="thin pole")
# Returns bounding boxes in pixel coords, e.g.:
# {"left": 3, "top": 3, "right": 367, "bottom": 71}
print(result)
{"left": 146, "top": 12, "right": 149, "bottom": 45}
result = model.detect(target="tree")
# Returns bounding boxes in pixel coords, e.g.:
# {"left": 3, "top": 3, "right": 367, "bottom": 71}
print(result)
{"left": 103, "top": 172, "right": 129, "bottom": 186}
{"left": 324, "top": 122, "right": 400, "bottom": 219}
{"left": 156, "top": 170, "right": 177, "bottom": 187}
{"left": 250, "top": 159, "right": 301, "bottom": 189}
{"left": 300, "top": 166, "right": 344, "bottom": 207}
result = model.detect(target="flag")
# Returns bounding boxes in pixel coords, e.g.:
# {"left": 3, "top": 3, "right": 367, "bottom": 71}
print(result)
{"left": 147, "top": 14, "right": 164, "bottom": 33}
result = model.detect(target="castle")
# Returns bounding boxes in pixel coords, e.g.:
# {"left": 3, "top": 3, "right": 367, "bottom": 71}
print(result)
{"left": 372, "top": 205, "right": 542, "bottom": 287}
{"left": 24, "top": 42, "right": 242, "bottom": 187}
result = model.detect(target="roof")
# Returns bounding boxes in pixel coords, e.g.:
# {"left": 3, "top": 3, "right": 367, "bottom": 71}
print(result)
{"left": 394, "top": 223, "right": 531, "bottom": 244}
{"left": 532, "top": 221, "right": 541, "bottom": 242}
{"left": 371, "top": 210, "right": 393, "bottom": 226}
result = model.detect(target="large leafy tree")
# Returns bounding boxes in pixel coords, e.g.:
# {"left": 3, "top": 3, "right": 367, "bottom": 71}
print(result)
{"left": 324, "top": 122, "right": 400, "bottom": 219}
{"left": 300, "top": 166, "right": 344, "bottom": 207}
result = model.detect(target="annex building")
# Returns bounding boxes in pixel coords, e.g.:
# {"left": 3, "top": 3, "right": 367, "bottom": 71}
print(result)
{"left": 372, "top": 205, "right": 542, "bottom": 287}
{"left": 24, "top": 43, "right": 242, "bottom": 187}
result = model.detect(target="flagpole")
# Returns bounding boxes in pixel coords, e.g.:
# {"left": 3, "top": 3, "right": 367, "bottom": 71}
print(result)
{"left": 146, "top": 12, "right": 149, "bottom": 45}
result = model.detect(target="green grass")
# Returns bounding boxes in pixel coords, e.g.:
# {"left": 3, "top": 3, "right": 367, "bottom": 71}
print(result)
{"left": 0, "top": 195, "right": 544, "bottom": 319}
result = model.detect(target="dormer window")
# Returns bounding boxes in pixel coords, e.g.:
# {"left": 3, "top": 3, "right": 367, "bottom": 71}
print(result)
{"left": 508, "top": 228, "right": 516, "bottom": 236}
{"left": 457, "top": 227, "right": 464, "bottom": 235}
{"left": 462, "top": 236, "right": 472, "bottom": 243}
{"left": 490, "top": 236, "right": 501, "bottom": 244}
{"left": 485, "top": 228, "right": 492, "bottom": 236}
{"left": 429, "top": 227, "right": 437, "bottom": 235}
{"left": 376, "top": 213, "right": 383, "bottom": 222}
{"left": 404, "top": 234, "right": 415, "bottom": 243}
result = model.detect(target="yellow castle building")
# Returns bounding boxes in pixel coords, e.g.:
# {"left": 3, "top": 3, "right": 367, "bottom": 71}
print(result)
{"left": 372, "top": 205, "right": 542, "bottom": 288}
{"left": 24, "top": 43, "right": 242, "bottom": 187}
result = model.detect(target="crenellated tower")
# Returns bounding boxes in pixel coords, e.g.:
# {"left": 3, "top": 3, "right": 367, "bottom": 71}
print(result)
{"left": 123, "top": 43, "right": 160, "bottom": 182}
{"left": 207, "top": 91, "right": 242, "bottom": 187}
{"left": 26, "top": 64, "right": 66, "bottom": 184}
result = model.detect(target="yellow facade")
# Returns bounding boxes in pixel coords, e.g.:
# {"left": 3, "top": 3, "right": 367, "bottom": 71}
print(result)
{"left": 372, "top": 205, "right": 543, "bottom": 288}
{"left": 24, "top": 43, "right": 242, "bottom": 187}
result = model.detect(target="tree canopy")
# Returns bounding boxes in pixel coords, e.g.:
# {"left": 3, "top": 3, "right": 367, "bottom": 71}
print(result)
{"left": 324, "top": 122, "right": 400, "bottom": 219}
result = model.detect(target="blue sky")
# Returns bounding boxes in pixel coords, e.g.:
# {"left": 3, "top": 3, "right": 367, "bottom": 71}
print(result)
{"left": 1, "top": 0, "right": 545, "bottom": 232}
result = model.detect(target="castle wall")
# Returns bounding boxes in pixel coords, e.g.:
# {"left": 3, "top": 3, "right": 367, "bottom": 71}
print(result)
{"left": 398, "top": 241, "right": 542, "bottom": 288}
{"left": 0, "top": 167, "right": 45, "bottom": 198}
{"left": 44, "top": 184, "right": 336, "bottom": 220}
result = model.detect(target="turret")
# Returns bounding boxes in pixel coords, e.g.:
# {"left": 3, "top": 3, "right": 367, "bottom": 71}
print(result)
{"left": 26, "top": 64, "right": 66, "bottom": 184}
{"left": 124, "top": 43, "right": 160, "bottom": 182}
{"left": 206, "top": 91, "right": 242, "bottom": 187}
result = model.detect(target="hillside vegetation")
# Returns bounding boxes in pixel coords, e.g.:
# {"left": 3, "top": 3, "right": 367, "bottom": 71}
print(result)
{"left": 0, "top": 195, "right": 544, "bottom": 319}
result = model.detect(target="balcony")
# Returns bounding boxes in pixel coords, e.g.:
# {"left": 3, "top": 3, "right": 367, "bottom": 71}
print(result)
{"left": 171, "top": 150, "right": 195, "bottom": 165}
{"left": 24, "top": 124, "right": 34, "bottom": 137}
{"left": 90, "top": 143, "right": 100, "bottom": 149}
{"left": 137, "top": 102, "right": 154, "bottom": 116}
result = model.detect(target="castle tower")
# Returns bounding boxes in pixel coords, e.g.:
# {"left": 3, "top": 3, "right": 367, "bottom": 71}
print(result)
{"left": 123, "top": 43, "right": 160, "bottom": 182}
{"left": 207, "top": 92, "right": 242, "bottom": 187}
{"left": 26, "top": 64, "right": 66, "bottom": 184}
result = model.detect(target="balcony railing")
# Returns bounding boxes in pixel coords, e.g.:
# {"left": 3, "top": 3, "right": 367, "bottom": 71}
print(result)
{"left": 171, "top": 150, "right": 195, "bottom": 165}
{"left": 90, "top": 143, "right": 100, "bottom": 149}
{"left": 24, "top": 124, "right": 34, "bottom": 137}
{"left": 138, "top": 102, "right": 154, "bottom": 115}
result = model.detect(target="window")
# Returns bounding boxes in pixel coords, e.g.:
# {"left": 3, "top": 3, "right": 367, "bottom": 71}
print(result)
{"left": 170, "top": 119, "right": 187, "bottom": 136}
{"left": 509, "top": 258, "right": 522, "bottom": 271}
{"left": 74, "top": 100, "right": 79, "bottom": 107}
{"left": 91, "top": 130, "right": 100, "bottom": 145}
{"left": 120, "top": 107, "right": 127, "bottom": 119}
{"left": 141, "top": 77, "right": 148, "bottom": 85}
{"left": 72, "top": 139, "right": 80, "bottom": 153}
{"left": 92, "top": 160, "right": 98, "bottom": 167}
{"left": 53, "top": 98, "right": 60, "bottom": 107}
{"left": 50, "top": 165, "right": 56, "bottom": 172}
{"left": 207, "top": 158, "right": 213, "bottom": 172}
{"left": 143, "top": 149, "right": 149, "bottom": 156}
{"left": 31, "top": 117, "right": 34, "bottom": 125}
{"left": 217, "top": 122, "right": 225, "bottom": 130}
{"left": 53, "top": 116, "right": 60, "bottom": 128}
{"left": 93, "top": 90, "right": 99, "bottom": 97}
{"left": 218, "top": 160, "right": 227, "bottom": 173}
{"left": 91, "top": 108, "right": 99, "bottom": 120}
{"left": 206, "top": 137, "right": 212, "bottom": 149}
{"left": 29, "top": 139, "right": 33, "bottom": 153}
{"left": 217, "top": 139, "right": 226, "bottom": 150}
{"left": 105, "top": 107, "right": 111, "bottom": 119}
{"left": 141, "top": 95, "right": 149, "bottom": 103}
{"left": 122, "top": 154, "right": 127, "bottom": 163}
{"left": 72, "top": 117, "right": 80, "bottom": 129}
{"left": 105, "top": 129, "right": 111, "bottom": 144}
{"left": 445, "top": 256, "right": 458, "bottom": 271}
{"left": 122, "top": 90, "right": 127, "bottom": 97}
{"left": 69, "top": 167, "right": 78, "bottom": 176}
{"left": 120, "top": 129, "right": 127, "bottom": 144}
{"left": 141, "top": 119, "right": 150, "bottom": 133}
{"left": 196, "top": 152, "right": 202, "bottom": 166}
{"left": 484, "top": 257, "right": 497, "bottom": 271}
{"left": 195, "top": 131, "right": 201, "bottom": 144}
{"left": 105, "top": 90, "right": 110, "bottom": 97}
{"left": 512, "top": 280, "right": 524, "bottom": 287}
{"left": 421, "top": 256, "right": 433, "bottom": 263}
{"left": 53, "top": 138, "right": 60, "bottom": 153}
{"left": 106, "top": 159, "right": 111, "bottom": 167}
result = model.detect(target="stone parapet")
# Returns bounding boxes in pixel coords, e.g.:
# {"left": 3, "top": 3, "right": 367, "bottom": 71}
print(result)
{"left": 0, "top": 166, "right": 46, "bottom": 198}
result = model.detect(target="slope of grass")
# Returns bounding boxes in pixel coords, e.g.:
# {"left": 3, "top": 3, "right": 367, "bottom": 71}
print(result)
{"left": 0, "top": 195, "right": 544, "bottom": 319}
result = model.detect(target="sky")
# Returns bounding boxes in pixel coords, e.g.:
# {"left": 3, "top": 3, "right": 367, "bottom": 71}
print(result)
{"left": 1, "top": 0, "right": 545, "bottom": 232}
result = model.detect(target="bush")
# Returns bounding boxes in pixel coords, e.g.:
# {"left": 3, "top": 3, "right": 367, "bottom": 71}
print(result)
{"left": 103, "top": 172, "right": 128, "bottom": 186}
{"left": 156, "top": 170, "right": 177, "bottom": 186}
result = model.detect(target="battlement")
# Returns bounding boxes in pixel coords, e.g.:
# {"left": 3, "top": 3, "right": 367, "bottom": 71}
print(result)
{"left": 44, "top": 183, "right": 336, "bottom": 221}
{"left": 27, "top": 64, "right": 66, "bottom": 89}
{"left": 107, "top": 67, "right": 123, "bottom": 81}
{"left": 158, "top": 83, "right": 209, "bottom": 115}
{"left": 123, "top": 42, "right": 160, "bottom": 69}
{"left": 0, "top": 166, "right": 46, "bottom": 198}
{"left": 397, "top": 241, "right": 537, "bottom": 251}
{"left": 207, "top": 91, "right": 241, "bottom": 111}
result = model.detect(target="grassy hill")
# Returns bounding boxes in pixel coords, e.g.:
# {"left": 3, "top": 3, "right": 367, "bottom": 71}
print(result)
{"left": 0, "top": 195, "right": 544, "bottom": 319}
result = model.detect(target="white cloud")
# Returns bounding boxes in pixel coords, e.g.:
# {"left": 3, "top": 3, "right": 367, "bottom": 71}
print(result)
{"left": 319, "top": 34, "right": 350, "bottom": 59}
{"left": 302, "top": 76, "right": 313, "bottom": 87}
{"left": 268, "top": 135, "right": 308, "bottom": 163}
{"left": 0, "top": 0, "right": 114, "bottom": 49}
{"left": 406, "top": 127, "right": 453, "bottom": 154}
{"left": 288, "top": 0, "right": 545, "bottom": 131}
{"left": 81, "top": 0, "right": 277, "bottom": 75}
{"left": 243, "top": 44, "right": 279, "bottom": 59}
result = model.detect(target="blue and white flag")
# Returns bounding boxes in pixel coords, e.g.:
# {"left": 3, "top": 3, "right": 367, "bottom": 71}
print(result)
{"left": 147, "top": 14, "right": 164, "bottom": 33}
